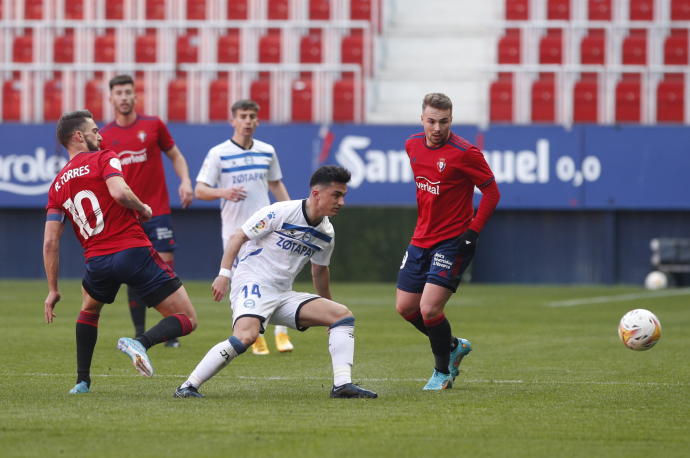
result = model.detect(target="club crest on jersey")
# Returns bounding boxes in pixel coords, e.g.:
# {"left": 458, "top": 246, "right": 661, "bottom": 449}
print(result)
{"left": 137, "top": 131, "right": 147, "bottom": 143}
{"left": 437, "top": 158, "right": 447, "bottom": 172}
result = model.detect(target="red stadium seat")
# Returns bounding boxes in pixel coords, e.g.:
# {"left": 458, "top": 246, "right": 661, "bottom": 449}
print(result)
{"left": 250, "top": 77, "right": 271, "bottom": 119}
{"left": 135, "top": 31, "right": 157, "bottom": 63}
{"left": 580, "top": 29, "right": 605, "bottom": 65}
{"left": 656, "top": 74, "right": 684, "bottom": 122}
{"left": 300, "top": 29, "right": 323, "bottom": 63}
{"left": 65, "top": 0, "right": 83, "bottom": 19}
{"left": 267, "top": 0, "right": 289, "bottom": 19}
{"left": 259, "top": 29, "right": 281, "bottom": 63}
{"left": 309, "top": 0, "right": 330, "bottom": 19}
{"left": 44, "top": 77, "right": 63, "bottom": 121}
{"left": 615, "top": 74, "right": 641, "bottom": 123}
{"left": 227, "top": 0, "right": 248, "bottom": 19}
{"left": 291, "top": 77, "right": 313, "bottom": 122}
{"left": 146, "top": 0, "right": 166, "bottom": 19}
{"left": 332, "top": 77, "right": 356, "bottom": 122}
{"left": 94, "top": 30, "right": 116, "bottom": 63}
{"left": 106, "top": 0, "right": 124, "bottom": 19}
{"left": 209, "top": 77, "right": 230, "bottom": 121}
{"left": 85, "top": 78, "right": 105, "bottom": 121}
{"left": 187, "top": 0, "right": 206, "bottom": 19}
{"left": 25, "top": 0, "right": 43, "bottom": 19}
{"left": 588, "top": 0, "right": 611, "bottom": 20}
{"left": 13, "top": 32, "right": 33, "bottom": 63}
{"left": 176, "top": 30, "right": 199, "bottom": 64}
{"left": 547, "top": 0, "right": 570, "bottom": 20}
{"left": 53, "top": 29, "right": 75, "bottom": 63}
{"left": 671, "top": 0, "right": 690, "bottom": 20}
{"left": 217, "top": 29, "right": 241, "bottom": 63}
{"left": 505, "top": 0, "right": 528, "bottom": 20}
{"left": 2, "top": 80, "right": 22, "bottom": 121}
{"left": 629, "top": 0, "right": 653, "bottom": 20}
{"left": 531, "top": 73, "right": 556, "bottom": 122}
{"left": 573, "top": 73, "right": 599, "bottom": 123}
{"left": 664, "top": 29, "right": 688, "bottom": 65}
{"left": 489, "top": 73, "right": 514, "bottom": 122}
{"left": 341, "top": 30, "right": 364, "bottom": 67}
{"left": 350, "top": 0, "right": 373, "bottom": 20}
{"left": 539, "top": 29, "right": 562, "bottom": 64}
{"left": 498, "top": 28, "right": 520, "bottom": 64}
{"left": 622, "top": 29, "right": 647, "bottom": 65}
{"left": 167, "top": 78, "right": 188, "bottom": 121}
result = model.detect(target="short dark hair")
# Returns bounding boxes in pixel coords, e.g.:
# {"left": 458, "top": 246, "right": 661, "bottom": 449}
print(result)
{"left": 56, "top": 110, "right": 93, "bottom": 147}
{"left": 109, "top": 74, "right": 135, "bottom": 90}
{"left": 422, "top": 93, "right": 453, "bottom": 112}
{"left": 309, "top": 165, "right": 351, "bottom": 188}
{"left": 231, "top": 99, "right": 260, "bottom": 116}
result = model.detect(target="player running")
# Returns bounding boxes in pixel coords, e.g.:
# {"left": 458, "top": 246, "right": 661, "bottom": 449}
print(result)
{"left": 43, "top": 110, "right": 198, "bottom": 394}
{"left": 174, "top": 165, "right": 377, "bottom": 399}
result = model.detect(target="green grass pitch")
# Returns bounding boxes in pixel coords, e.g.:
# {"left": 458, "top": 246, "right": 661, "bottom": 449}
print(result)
{"left": 1, "top": 280, "right": 689, "bottom": 457}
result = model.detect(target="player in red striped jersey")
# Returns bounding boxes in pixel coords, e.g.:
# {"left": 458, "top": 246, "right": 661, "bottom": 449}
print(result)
{"left": 43, "top": 110, "right": 198, "bottom": 394}
{"left": 395, "top": 93, "right": 500, "bottom": 390}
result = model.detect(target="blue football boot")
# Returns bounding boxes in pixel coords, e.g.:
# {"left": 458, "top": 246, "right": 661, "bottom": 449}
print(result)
{"left": 68, "top": 381, "right": 90, "bottom": 394}
{"left": 423, "top": 369, "right": 454, "bottom": 391}
{"left": 117, "top": 337, "right": 154, "bottom": 377}
{"left": 449, "top": 338, "right": 472, "bottom": 380}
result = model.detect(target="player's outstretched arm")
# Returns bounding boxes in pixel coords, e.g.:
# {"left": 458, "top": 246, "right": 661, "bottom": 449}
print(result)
{"left": 165, "top": 145, "right": 193, "bottom": 208}
{"left": 211, "top": 229, "right": 250, "bottom": 301}
{"left": 311, "top": 264, "right": 332, "bottom": 300}
{"left": 194, "top": 181, "right": 247, "bottom": 202}
{"left": 106, "top": 176, "right": 152, "bottom": 221}
{"left": 43, "top": 219, "right": 64, "bottom": 323}
{"left": 268, "top": 179, "right": 290, "bottom": 202}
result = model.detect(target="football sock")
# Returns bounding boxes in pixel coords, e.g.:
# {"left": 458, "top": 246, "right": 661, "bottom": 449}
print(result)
{"left": 402, "top": 309, "right": 429, "bottom": 336}
{"left": 328, "top": 317, "right": 355, "bottom": 387}
{"left": 183, "top": 336, "right": 247, "bottom": 389}
{"left": 127, "top": 286, "right": 146, "bottom": 338}
{"left": 75, "top": 311, "right": 100, "bottom": 387}
{"left": 137, "top": 314, "right": 193, "bottom": 349}
{"left": 274, "top": 325, "right": 288, "bottom": 335}
{"left": 424, "top": 314, "right": 452, "bottom": 375}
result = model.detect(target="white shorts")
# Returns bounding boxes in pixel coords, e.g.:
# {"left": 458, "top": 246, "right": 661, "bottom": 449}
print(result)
{"left": 229, "top": 280, "right": 320, "bottom": 333}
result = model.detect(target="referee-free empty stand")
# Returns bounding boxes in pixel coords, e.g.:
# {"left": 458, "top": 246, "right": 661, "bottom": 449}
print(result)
{"left": 332, "top": 76, "right": 356, "bottom": 122}
{"left": 65, "top": 0, "right": 83, "bottom": 19}
{"left": 300, "top": 29, "right": 323, "bottom": 64}
{"left": 615, "top": 73, "right": 642, "bottom": 123}
{"left": 539, "top": 29, "right": 563, "bottom": 64}
{"left": 350, "top": 0, "right": 374, "bottom": 20}
{"left": 581, "top": 29, "right": 606, "bottom": 65}
{"left": 656, "top": 74, "right": 684, "bottom": 122}
{"left": 25, "top": 0, "right": 43, "bottom": 19}
{"left": 217, "top": 29, "right": 241, "bottom": 63}
{"left": 547, "top": 0, "right": 570, "bottom": 20}
{"left": 630, "top": 0, "right": 654, "bottom": 20}
{"left": 176, "top": 30, "right": 199, "bottom": 64}
{"left": 531, "top": 73, "right": 556, "bottom": 122}
{"left": 498, "top": 29, "right": 520, "bottom": 64}
{"left": 573, "top": 73, "right": 599, "bottom": 123}
{"left": 671, "top": 0, "right": 690, "bottom": 19}
{"left": 209, "top": 77, "right": 230, "bottom": 121}
{"left": 53, "top": 29, "right": 75, "bottom": 63}
{"left": 489, "top": 73, "right": 514, "bottom": 122}
{"left": 291, "top": 77, "right": 313, "bottom": 122}
{"left": 85, "top": 77, "right": 105, "bottom": 121}
{"left": 2, "top": 80, "right": 22, "bottom": 121}
{"left": 13, "top": 31, "right": 33, "bottom": 63}
{"left": 187, "top": 0, "right": 206, "bottom": 19}
{"left": 44, "top": 77, "right": 63, "bottom": 121}
{"left": 106, "top": 0, "right": 124, "bottom": 19}
{"left": 309, "top": 0, "right": 330, "bottom": 19}
{"left": 228, "top": 0, "right": 248, "bottom": 19}
{"left": 505, "top": 0, "right": 528, "bottom": 20}
{"left": 167, "top": 77, "right": 188, "bottom": 121}
{"left": 622, "top": 29, "right": 647, "bottom": 65}
{"left": 94, "top": 30, "right": 116, "bottom": 63}
{"left": 664, "top": 29, "right": 688, "bottom": 65}
{"left": 588, "top": 0, "right": 611, "bottom": 20}
{"left": 268, "top": 0, "right": 289, "bottom": 19}
{"left": 250, "top": 77, "right": 271, "bottom": 119}
{"left": 259, "top": 29, "right": 282, "bottom": 63}
{"left": 341, "top": 29, "right": 364, "bottom": 68}
{"left": 136, "top": 30, "right": 157, "bottom": 63}
{"left": 147, "top": 0, "right": 166, "bottom": 19}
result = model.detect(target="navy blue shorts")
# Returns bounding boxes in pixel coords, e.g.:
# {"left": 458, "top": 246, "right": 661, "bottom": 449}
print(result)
{"left": 141, "top": 214, "right": 177, "bottom": 253}
{"left": 82, "top": 246, "right": 182, "bottom": 305}
{"left": 396, "top": 237, "right": 475, "bottom": 294}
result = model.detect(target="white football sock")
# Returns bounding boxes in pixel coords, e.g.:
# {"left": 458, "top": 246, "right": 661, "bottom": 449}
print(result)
{"left": 183, "top": 336, "right": 246, "bottom": 389}
{"left": 328, "top": 317, "right": 355, "bottom": 387}
{"left": 274, "top": 325, "right": 288, "bottom": 335}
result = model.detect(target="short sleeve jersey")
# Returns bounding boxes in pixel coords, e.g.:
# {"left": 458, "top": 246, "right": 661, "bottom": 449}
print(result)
{"left": 232, "top": 200, "right": 334, "bottom": 291}
{"left": 405, "top": 132, "right": 496, "bottom": 248}
{"left": 196, "top": 138, "right": 283, "bottom": 241}
{"left": 46, "top": 150, "right": 151, "bottom": 259}
{"left": 100, "top": 115, "right": 175, "bottom": 217}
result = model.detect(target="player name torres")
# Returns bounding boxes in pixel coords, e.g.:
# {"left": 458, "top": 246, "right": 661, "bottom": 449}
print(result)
{"left": 54, "top": 165, "right": 90, "bottom": 191}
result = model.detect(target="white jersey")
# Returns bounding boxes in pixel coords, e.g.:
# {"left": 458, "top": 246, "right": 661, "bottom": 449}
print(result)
{"left": 233, "top": 199, "right": 335, "bottom": 291}
{"left": 196, "top": 138, "right": 283, "bottom": 242}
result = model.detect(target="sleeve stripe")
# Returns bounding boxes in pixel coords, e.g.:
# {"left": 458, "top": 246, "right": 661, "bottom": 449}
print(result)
{"left": 46, "top": 210, "right": 65, "bottom": 222}
{"left": 477, "top": 177, "right": 495, "bottom": 189}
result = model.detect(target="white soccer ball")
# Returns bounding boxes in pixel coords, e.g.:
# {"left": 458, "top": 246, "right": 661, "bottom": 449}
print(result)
{"left": 618, "top": 309, "right": 662, "bottom": 351}
{"left": 644, "top": 271, "right": 668, "bottom": 290}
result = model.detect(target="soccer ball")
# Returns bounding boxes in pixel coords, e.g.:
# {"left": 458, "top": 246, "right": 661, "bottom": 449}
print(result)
{"left": 618, "top": 309, "right": 662, "bottom": 351}
{"left": 644, "top": 271, "right": 668, "bottom": 290}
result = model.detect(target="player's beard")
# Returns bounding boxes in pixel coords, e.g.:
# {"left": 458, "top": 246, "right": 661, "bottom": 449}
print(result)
{"left": 85, "top": 138, "right": 100, "bottom": 151}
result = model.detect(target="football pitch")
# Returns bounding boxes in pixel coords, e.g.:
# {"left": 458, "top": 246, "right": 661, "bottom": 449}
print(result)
{"left": 2, "top": 280, "right": 689, "bottom": 457}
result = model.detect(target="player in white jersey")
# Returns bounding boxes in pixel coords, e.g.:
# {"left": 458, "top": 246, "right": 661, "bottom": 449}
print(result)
{"left": 195, "top": 99, "right": 293, "bottom": 354}
{"left": 174, "top": 166, "right": 377, "bottom": 399}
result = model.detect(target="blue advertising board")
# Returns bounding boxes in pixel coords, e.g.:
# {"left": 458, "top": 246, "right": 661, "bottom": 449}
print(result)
{"left": 1, "top": 123, "right": 688, "bottom": 209}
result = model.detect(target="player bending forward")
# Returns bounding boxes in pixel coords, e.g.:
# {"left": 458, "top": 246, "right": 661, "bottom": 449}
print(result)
{"left": 174, "top": 165, "right": 377, "bottom": 399}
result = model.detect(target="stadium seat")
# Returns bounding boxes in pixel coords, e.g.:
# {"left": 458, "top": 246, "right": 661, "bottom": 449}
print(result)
{"left": 505, "top": 0, "right": 528, "bottom": 20}
{"left": 227, "top": 0, "right": 248, "bottom": 19}
{"left": 664, "top": 29, "right": 688, "bottom": 65}
{"left": 259, "top": 29, "right": 281, "bottom": 63}
{"left": 2, "top": 80, "right": 22, "bottom": 121}
{"left": 588, "top": 0, "right": 611, "bottom": 20}
{"left": 25, "top": 0, "right": 43, "bottom": 19}
{"left": 167, "top": 77, "right": 188, "bottom": 121}
{"left": 341, "top": 29, "right": 365, "bottom": 67}
{"left": 531, "top": 73, "right": 556, "bottom": 122}
{"left": 65, "top": 0, "right": 83, "bottom": 19}
{"left": 671, "top": 0, "right": 690, "bottom": 20}
{"left": 176, "top": 30, "right": 199, "bottom": 64}
{"left": 250, "top": 77, "right": 271, "bottom": 119}
{"left": 622, "top": 29, "right": 647, "bottom": 65}
{"left": 135, "top": 30, "right": 157, "bottom": 63}
{"left": 187, "top": 0, "right": 206, "bottom": 19}
{"left": 209, "top": 77, "right": 230, "bottom": 121}
{"left": 615, "top": 73, "right": 641, "bottom": 123}
{"left": 53, "top": 29, "right": 75, "bottom": 63}
{"left": 489, "top": 73, "right": 514, "bottom": 122}
{"left": 629, "top": 0, "right": 653, "bottom": 20}
{"left": 84, "top": 78, "right": 105, "bottom": 121}
{"left": 146, "top": 0, "right": 166, "bottom": 19}
{"left": 300, "top": 29, "right": 323, "bottom": 63}
{"left": 547, "top": 0, "right": 570, "bottom": 20}
{"left": 350, "top": 0, "right": 373, "bottom": 21}
{"left": 539, "top": 29, "right": 562, "bottom": 64}
{"left": 580, "top": 29, "right": 605, "bottom": 65}
{"left": 498, "top": 28, "right": 520, "bottom": 64}
{"left": 309, "top": 0, "right": 330, "bottom": 19}
{"left": 105, "top": 0, "right": 124, "bottom": 19}
{"left": 12, "top": 31, "right": 33, "bottom": 63}
{"left": 573, "top": 73, "right": 598, "bottom": 123}
{"left": 291, "top": 77, "right": 313, "bottom": 122}
{"left": 332, "top": 76, "right": 356, "bottom": 122}
{"left": 268, "top": 0, "right": 289, "bottom": 19}
{"left": 94, "top": 30, "right": 116, "bottom": 63}
{"left": 656, "top": 74, "right": 684, "bottom": 122}
{"left": 217, "top": 29, "right": 241, "bottom": 63}
{"left": 44, "top": 77, "right": 63, "bottom": 121}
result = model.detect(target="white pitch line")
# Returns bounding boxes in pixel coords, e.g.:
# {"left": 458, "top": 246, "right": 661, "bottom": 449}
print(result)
{"left": 545, "top": 287, "right": 690, "bottom": 307}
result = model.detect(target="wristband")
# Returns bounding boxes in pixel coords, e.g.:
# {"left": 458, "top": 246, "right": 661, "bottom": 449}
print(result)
{"left": 218, "top": 268, "right": 232, "bottom": 279}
